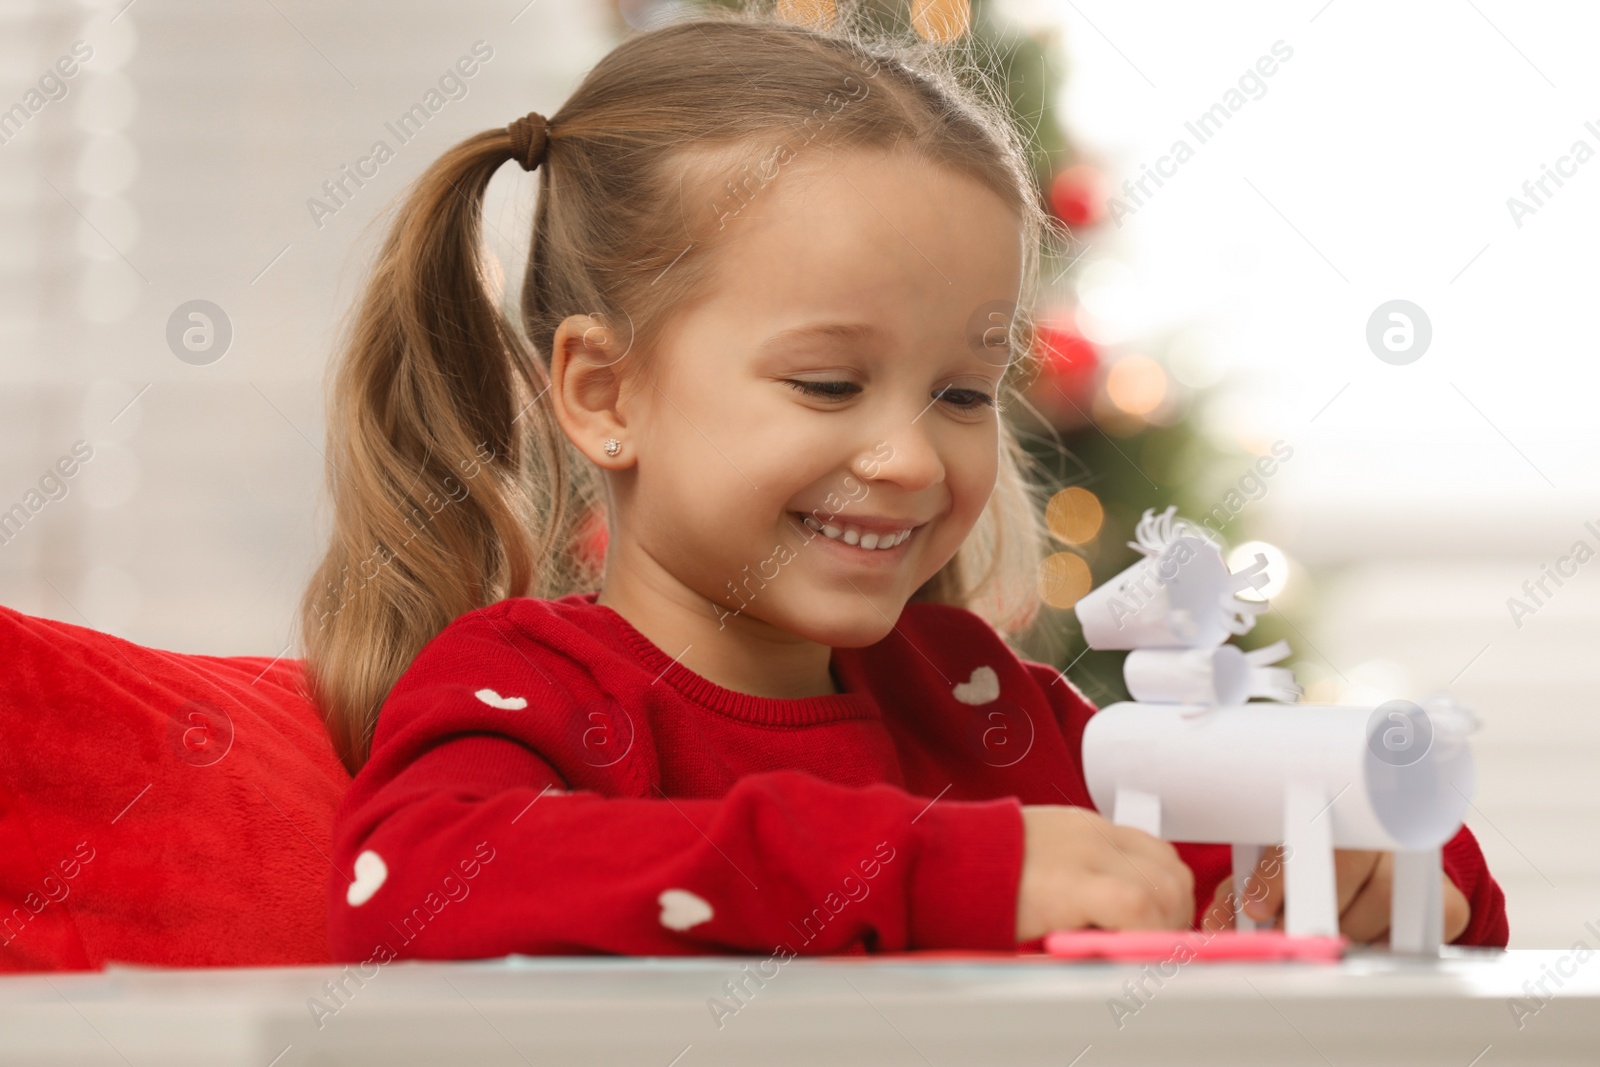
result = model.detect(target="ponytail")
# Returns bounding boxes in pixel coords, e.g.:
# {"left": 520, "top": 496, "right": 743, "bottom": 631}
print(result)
{"left": 297, "top": 127, "right": 596, "bottom": 774}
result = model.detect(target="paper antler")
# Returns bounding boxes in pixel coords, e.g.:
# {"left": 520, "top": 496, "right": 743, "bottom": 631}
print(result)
{"left": 1241, "top": 639, "right": 1302, "bottom": 702}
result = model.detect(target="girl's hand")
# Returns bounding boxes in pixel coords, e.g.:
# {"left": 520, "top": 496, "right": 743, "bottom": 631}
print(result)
{"left": 1015, "top": 805, "right": 1194, "bottom": 944}
{"left": 1200, "top": 845, "right": 1471, "bottom": 943}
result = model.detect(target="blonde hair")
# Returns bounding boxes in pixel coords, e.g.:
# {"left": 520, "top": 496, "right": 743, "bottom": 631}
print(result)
{"left": 298, "top": 3, "right": 1060, "bottom": 774}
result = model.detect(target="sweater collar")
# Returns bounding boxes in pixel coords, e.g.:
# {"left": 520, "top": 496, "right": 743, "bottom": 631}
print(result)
{"left": 570, "top": 593, "right": 882, "bottom": 728}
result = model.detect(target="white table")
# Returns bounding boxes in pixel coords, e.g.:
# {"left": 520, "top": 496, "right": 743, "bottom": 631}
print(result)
{"left": 2, "top": 948, "right": 1594, "bottom": 1065}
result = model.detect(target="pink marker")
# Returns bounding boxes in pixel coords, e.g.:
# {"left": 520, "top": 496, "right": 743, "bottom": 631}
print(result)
{"left": 1043, "top": 929, "right": 1347, "bottom": 963}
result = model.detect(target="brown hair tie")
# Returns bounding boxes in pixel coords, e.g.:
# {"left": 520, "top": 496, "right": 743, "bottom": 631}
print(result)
{"left": 506, "top": 112, "right": 550, "bottom": 172}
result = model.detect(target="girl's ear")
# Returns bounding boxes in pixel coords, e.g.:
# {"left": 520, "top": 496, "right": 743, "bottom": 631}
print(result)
{"left": 550, "top": 313, "right": 634, "bottom": 468}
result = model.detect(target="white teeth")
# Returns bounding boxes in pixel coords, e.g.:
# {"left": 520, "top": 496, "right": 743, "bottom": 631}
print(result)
{"left": 795, "top": 514, "right": 914, "bottom": 550}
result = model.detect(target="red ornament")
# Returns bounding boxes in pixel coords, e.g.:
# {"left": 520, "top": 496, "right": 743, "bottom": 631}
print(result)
{"left": 1036, "top": 321, "right": 1097, "bottom": 382}
{"left": 1050, "top": 164, "right": 1105, "bottom": 228}
{"left": 1031, "top": 320, "right": 1099, "bottom": 409}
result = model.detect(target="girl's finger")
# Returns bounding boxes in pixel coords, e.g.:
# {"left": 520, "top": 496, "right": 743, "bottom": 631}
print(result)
{"left": 1241, "top": 845, "right": 1287, "bottom": 921}
{"left": 1443, "top": 877, "right": 1471, "bottom": 943}
{"left": 1247, "top": 847, "right": 1383, "bottom": 926}
{"left": 1334, "top": 848, "right": 1384, "bottom": 915}
{"left": 1090, "top": 827, "right": 1193, "bottom": 914}
{"left": 1076, "top": 871, "right": 1185, "bottom": 931}
{"left": 1104, "top": 822, "right": 1191, "bottom": 873}
{"left": 1202, "top": 876, "right": 1238, "bottom": 932}
{"left": 1206, "top": 869, "right": 1277, "bottom": 930}
{"left": 1342, "top": 863, "right": 1470, "bottom": 944}
{"left": 1337, "top": 852, "right": 1392, "bottom": 943}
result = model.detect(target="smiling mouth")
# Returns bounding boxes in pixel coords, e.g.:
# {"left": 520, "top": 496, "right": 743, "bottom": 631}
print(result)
{"left": 789, "top": 512, "right": 917, "bottom": 551}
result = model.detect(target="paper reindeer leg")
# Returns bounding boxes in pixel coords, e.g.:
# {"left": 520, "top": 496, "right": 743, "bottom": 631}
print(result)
{"left": 1074, "top": 507, "right": 1270, "bottom": 651}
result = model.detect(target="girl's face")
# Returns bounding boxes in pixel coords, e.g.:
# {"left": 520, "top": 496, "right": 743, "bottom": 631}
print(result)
{"left": 609, "top": 147, "right": 1024, "bottom": 649}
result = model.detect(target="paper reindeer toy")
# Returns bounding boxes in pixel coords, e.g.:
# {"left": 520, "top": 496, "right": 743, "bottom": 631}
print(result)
{"left": 1075, "top": 507, "right": 1479, "bottom": 954}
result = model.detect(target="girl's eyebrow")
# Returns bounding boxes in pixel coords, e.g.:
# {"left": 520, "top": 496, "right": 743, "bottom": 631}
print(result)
{"left": 756, "top": 322, "right": 883, "bottom": 353}
{"left": 756, "top": 321, "right": 1002, "bottom": 376}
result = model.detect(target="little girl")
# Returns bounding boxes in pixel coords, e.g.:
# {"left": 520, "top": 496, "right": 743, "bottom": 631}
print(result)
{"left": 303, "top": 8, "right": 1508, "bottom": 961}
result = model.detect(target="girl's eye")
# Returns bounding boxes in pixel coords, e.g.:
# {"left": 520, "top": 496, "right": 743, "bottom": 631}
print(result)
{"left": 783, "top": 380, "right": 995, "bottom": 410}
{"left": 934, "top": 386, "right": 995, "bottom": 410}
{"left": 784, "top": 379, "right": 860, "bottom": 400}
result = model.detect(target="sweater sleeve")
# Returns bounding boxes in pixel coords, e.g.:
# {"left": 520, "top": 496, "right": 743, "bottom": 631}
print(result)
{"left": 328, "top": 691, "right": 1026, "bottom": 961}
{"left": 1441, "top": 822, "right": 1509, "bottom": 947}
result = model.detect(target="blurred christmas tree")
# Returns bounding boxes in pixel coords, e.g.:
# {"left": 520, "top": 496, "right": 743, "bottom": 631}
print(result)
{"left": 608, "top": 0, "right": 1284, "bottom": 704}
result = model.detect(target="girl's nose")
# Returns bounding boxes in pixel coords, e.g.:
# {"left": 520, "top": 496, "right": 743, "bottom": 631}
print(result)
{"left": 854, "top": 423, "right": 944, "bottom": 492}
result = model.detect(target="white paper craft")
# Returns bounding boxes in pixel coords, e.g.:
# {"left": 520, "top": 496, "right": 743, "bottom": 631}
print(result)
{"left": 1073, "top": 508, "right": 1478, "bottom": 954}
{"left": 1122, "top": 640, "right": 1300, "bottom": 708}
{"left": 1073, "top": 507, "right": 1271, "bottom": 650}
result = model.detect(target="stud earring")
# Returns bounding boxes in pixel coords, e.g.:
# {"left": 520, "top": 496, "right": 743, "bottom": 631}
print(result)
{"left": 603, "top": 437, "right": 621, "bottom": 457}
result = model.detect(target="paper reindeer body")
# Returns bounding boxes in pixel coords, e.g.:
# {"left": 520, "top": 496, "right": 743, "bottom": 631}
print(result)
{"left": 1074, "top": 508, "right": 1478, "bottom": 954}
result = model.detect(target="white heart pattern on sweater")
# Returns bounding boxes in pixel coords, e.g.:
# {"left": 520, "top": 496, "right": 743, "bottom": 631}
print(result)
{"left": 658, "top": 888, "right": 714, "bottom": 932}
{"left": 952, "top": 665, "right": 1000, "bottom": 705}
{"left": 475, "top": 688, "right": 528, "bottom": 711}
{"left": 346, "top": 850, "right": 388, "bottom": 907}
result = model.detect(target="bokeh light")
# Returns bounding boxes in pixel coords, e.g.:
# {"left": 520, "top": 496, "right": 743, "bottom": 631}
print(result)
{"left": 1072, "top": 259, "right": 1139, "bottom": 345}
{"left": 910, "top": 0, "right": 971, "bottom": 42}
{"left": 775, "top": 0, "right": 837, "bottom": 28}
{"left": 1045, "top": 486, "right": 1103, "bottom": 545}
{"left": 1105, "top": 354, "right": 1167, "bottom": 416}
{"left": 1039, "top": 551, "right": 1093, "bottom": 609}
{"left": 1228, "top": 540, "right": 1290, "bottom": 601}
{"left": 1166, "top": 326, "right": 1227, "bottom": 389}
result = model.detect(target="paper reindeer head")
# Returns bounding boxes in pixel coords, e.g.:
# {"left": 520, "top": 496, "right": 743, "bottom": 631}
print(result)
{"left": 1074, "top": 507, "right": 1273, "bottom": 651}
{"left": 1072, "top": 506, "right": 1300, "bottom": 706}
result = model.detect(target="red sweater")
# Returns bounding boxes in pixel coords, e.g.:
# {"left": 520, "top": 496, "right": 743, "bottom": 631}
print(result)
{"left": 327, "top": 592, "right": 1508, "bottom": 960}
